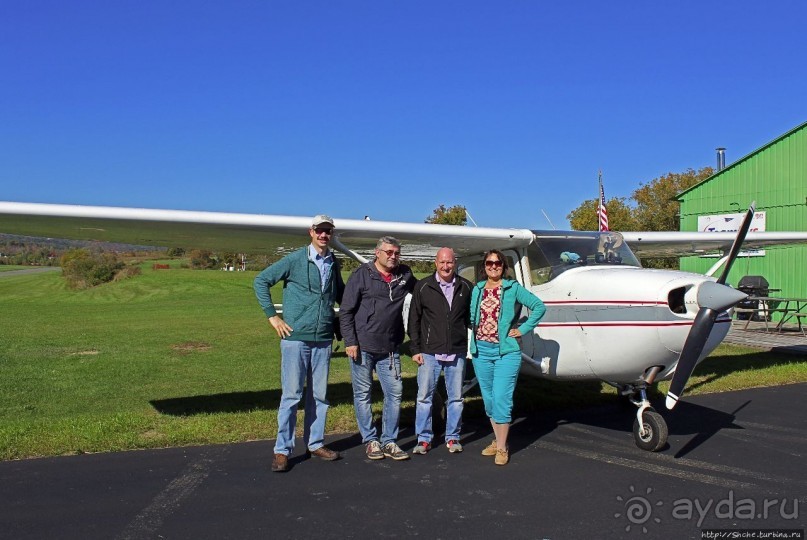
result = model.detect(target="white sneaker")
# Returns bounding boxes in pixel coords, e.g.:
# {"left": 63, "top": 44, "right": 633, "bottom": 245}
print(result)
{"left": 412, "top": 441, "right": 431, "bottom": 455}
{"left": 446, "top": 439, "right": 463, "bottom": 453}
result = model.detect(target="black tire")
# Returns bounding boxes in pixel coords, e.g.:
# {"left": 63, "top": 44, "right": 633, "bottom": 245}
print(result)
{"left": 632, "top": 410, "right": 668, "bottom": 452}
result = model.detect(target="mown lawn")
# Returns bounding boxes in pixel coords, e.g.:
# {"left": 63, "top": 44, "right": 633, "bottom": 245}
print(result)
{"left": 1, "top": 265, "right": 805, "bottom": 460}
{"left": 0, "top": 265, "right": 41, "bottom": 272}
{"left": 0, "top": 266, "right": 399, "bottom": 459}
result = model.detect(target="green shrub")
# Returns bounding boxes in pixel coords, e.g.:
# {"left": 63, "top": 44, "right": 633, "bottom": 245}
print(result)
{"left": 189, "top": 249, "right": 216, "bottom": 270}
{"left": 60, "top": 249, "right": 125, "bottom": 289}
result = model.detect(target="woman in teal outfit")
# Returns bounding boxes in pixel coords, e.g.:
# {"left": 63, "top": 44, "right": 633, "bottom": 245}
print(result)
{"left": 470, "top": 250, "right": 545, "bottom": 465}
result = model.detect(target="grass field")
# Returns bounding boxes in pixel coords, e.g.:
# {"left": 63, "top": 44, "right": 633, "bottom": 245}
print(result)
{"left": 1, "top": 264, "right": 805, "bottom": 460}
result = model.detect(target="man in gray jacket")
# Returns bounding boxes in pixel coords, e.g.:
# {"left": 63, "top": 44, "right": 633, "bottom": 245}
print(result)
{"left": 339, "top": 236, "right": 416, "bottom": 461}
{"left": 254, "top": 215, "right": 344, "bottom": 472}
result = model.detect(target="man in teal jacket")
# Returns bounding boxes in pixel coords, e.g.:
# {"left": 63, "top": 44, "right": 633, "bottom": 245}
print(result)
{"left": 254, "top": 215, "right": 344, "bottom": 472}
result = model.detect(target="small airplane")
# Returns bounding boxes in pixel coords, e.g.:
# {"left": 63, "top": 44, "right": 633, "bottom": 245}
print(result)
{"left": 1, "top": 200, "right": 806, "bottom": 452}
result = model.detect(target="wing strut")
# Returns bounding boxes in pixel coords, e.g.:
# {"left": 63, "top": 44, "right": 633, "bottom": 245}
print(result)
{"left": 331, "top": 237, "right": 369, "bottom": 264}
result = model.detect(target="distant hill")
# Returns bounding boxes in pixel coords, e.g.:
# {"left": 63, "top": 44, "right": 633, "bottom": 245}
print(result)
{"left": 0, "top": 233, "right": 164, "bottom": 253}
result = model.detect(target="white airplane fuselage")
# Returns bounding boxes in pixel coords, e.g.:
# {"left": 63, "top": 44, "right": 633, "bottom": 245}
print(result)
{"left": 518, "top": 266, "right": 731, "bottom": 384}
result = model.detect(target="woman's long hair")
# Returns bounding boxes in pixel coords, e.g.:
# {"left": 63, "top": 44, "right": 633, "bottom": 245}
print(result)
{"left": 480, "top": 249, "right": 509, "bottom": 280}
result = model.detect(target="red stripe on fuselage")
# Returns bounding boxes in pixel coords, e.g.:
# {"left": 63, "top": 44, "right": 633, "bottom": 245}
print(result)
{"left": 537, "top": 319, "right": 732, "bottom": 328}
{"left": 542, "top": 300, "right": 668, "bottom": 306}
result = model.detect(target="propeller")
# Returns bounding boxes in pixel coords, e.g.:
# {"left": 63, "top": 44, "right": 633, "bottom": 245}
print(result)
{"left": 665, "top": 202, "right": 756, "bottom": 410}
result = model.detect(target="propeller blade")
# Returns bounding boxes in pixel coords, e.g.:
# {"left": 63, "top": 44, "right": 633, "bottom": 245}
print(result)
{"left": 666, "top": 282, "right": 748, "bottom": 409}
{"left": 717, "top": 201, "right": 756, "bottom": 285}
{"left": 666, "top": 307, "right": 716, "bottom": 410}
{"left": 667, "top": 202, "right": 757, "bottom": 410}
{"left": 666, "top": 282, "right": 748, "bottom": 410}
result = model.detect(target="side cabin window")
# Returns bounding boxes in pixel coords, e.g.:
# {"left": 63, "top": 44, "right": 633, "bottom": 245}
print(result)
{"left": 527, "top": 231, "right": 641, "bottom": 284}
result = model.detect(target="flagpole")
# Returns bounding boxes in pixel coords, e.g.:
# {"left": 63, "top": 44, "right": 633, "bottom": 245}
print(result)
{"left": 598, "top": 170, "right": 603, "bottom": 210}
{"left": 597, "top": 170, "right": 609, "bottom": 232}
{"left": 597, "top": 170, "right": 602, "bottom": 232}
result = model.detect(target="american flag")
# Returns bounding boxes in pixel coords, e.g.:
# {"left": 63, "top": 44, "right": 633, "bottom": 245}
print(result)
{"left": 597, "top": 171, "right": 609, "bottom": 232}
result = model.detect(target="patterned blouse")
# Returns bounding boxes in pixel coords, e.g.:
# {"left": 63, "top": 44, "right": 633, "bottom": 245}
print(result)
{"left": 476, "top": 286, "right": 501, "bottom": 343}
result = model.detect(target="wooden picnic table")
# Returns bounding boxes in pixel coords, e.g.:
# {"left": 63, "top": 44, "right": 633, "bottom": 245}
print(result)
{"left": 735, "top": 296, "right": 807, "bottom": 333}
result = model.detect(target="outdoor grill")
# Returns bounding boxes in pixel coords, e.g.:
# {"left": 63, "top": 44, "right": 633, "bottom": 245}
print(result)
{"left": 736, "top": 275, "right": 770, "bottom": 320}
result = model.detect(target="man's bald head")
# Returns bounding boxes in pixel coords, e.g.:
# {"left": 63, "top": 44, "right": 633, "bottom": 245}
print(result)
{"left": 435, "top": 247, "right": 456, "bottom": 282}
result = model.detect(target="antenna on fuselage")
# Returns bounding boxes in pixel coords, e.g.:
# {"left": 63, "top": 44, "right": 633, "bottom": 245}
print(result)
{"left": 541, "top": 209, "right": 557, "bottom": 230}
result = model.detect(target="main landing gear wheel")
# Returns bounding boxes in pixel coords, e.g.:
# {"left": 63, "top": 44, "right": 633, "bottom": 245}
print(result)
{"left": 633, "top": 410, "right": 668, "bottom": 452}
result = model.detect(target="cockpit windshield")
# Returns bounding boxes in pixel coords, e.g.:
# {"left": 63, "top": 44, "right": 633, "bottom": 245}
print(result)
{"left": 527, "top": 230, "right": 641, "bottom": 284}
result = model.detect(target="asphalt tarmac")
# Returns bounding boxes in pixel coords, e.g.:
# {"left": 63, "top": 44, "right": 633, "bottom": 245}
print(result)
{"left": 1, "top": 384, "right": 805, "bottom": 540}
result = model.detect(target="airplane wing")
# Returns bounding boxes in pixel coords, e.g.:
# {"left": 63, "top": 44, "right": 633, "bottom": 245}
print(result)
{"left": 620, "top": 230, "right": 807, "bottom": 258}
{"left": 0, "top": 201, "right": 534, "bottom": 260}
{"left": 2, "top": 201, "right": 806, "bottom": 261}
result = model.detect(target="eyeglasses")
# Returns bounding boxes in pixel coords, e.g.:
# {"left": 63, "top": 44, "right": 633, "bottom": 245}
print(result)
{"left": 313, "top": 227, "right": 334, "bottom": 236}
{"left": 379, "top": 249, "right": 401, "bottom": 257}
{"left": 485, "top": 260, "right": 503, "bottom": 268}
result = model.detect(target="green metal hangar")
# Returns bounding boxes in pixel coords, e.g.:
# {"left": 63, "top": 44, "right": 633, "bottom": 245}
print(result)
{"left": 677, "top": 120, "right": 807, "bottom": 298}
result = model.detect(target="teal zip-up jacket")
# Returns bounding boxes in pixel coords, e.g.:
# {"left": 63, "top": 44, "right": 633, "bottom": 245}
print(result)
{"left": 469, "top": 279, "right": 546, "bottom": 355}
{"left": 253, "top": 246, "right": 344, "bottom": 342}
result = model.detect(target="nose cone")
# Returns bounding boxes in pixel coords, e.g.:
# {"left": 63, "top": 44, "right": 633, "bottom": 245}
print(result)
{"left": 696, "top": 281, "right": 748, "bottom": 312}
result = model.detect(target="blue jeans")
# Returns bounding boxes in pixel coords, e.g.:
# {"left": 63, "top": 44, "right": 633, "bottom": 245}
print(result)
{"left": 415, "top": 354, "right": 465, "bottom": 443}
{"left": 274, "top": 340, "right": 332, "bottom": 455}
{"left": 472, "top": 340, "right": 521, "bottom": 424}
{"left": 350, "top": 351, "right": 402, "bottom": 446}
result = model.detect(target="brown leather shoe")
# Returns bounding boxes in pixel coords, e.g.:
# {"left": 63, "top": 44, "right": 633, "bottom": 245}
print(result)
{"left": 307, "top": 446, "right": 341, "bottom": 461}
{"left": 271, "top": 453, "right": 289, "bottom": 472}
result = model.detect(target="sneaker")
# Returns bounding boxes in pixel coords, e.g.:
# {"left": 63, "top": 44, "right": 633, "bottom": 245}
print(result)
{"left": 366, "top": 440, "right": 385, "bottom": 460}
{"left": 412, "top": 441, "right": 431, "bottom": 455}
{"left": 494, "top": 447, "right": 509, "bottom": 466}
{"left": 481, "top": 440, "right": 498, "bottom": 456}
{"left": 382, "top": 442, "right": 410, "bottom": 461}
{"left": 446, "top": 439, "right": 463, "bottom": 453}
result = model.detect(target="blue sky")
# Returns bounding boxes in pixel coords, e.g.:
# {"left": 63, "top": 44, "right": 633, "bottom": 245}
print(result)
{"left": 2, "top": 1, "right": 805, "bottom": 229}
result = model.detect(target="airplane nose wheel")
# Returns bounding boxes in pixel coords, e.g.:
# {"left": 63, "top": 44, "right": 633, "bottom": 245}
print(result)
{"left": 633, "top": 409, "right": 668, "bottom": 452}
{"left": 617, "top": 374, "right": 669, "bottom": 452}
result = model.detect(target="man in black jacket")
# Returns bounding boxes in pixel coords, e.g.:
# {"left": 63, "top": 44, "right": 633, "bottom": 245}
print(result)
{"left": 408, "top": 247, "right": 472, "bottom": 455}
{"left": 340, "top": 236, "right": 416, "bottom": 461}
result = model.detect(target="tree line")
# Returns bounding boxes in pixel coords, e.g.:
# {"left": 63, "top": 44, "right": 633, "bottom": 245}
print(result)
{"left": 566, "top": 167, "right": 713, "bottom": 232}
{"left": 421, "top": 168, "right": 714, "bottom": 234}
{"left": 566, "top": 167, "right": 714, "bottom": 268}
{"left": 422, "top": 167, "right": 714, "bottom": 269}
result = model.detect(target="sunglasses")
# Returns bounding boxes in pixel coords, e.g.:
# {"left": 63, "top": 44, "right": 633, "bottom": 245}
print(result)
{"left": 485, "top": 260, "right": 503, "bottom": 268}
{"left": 313, "top": 227, "right": 334, "bottom": 236}
{"left": 379, "top": 249, "right": 401, "bottom": 257}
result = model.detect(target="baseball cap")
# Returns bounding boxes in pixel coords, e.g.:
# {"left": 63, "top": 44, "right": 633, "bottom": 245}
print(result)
{"left": 312, "top": 214, "right": 335, "bottom": 227}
